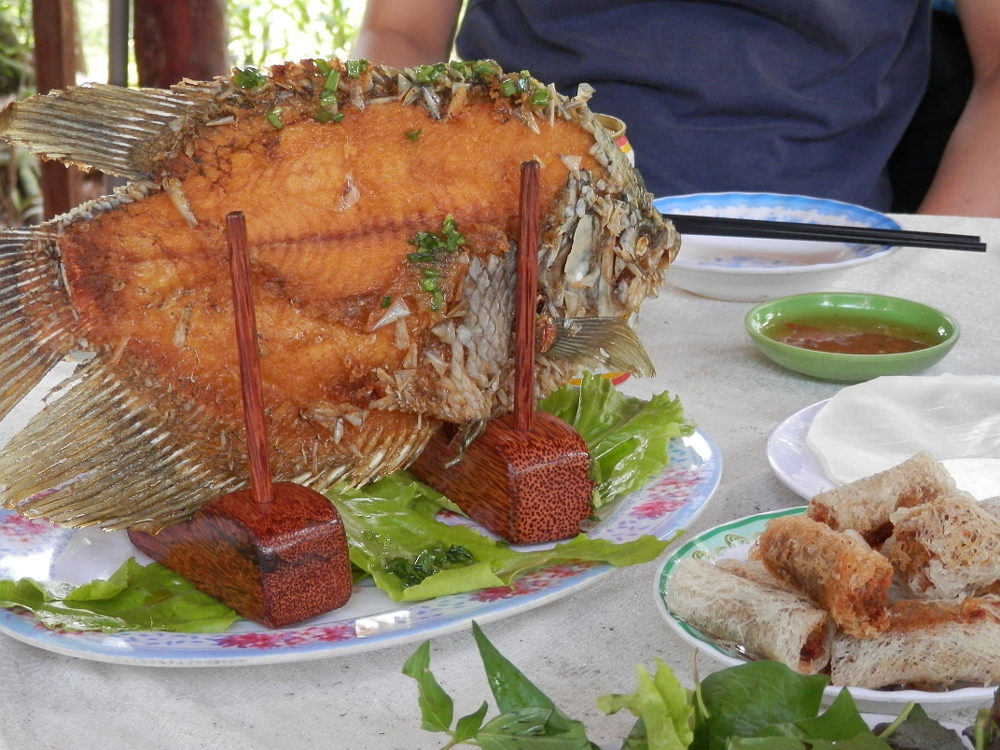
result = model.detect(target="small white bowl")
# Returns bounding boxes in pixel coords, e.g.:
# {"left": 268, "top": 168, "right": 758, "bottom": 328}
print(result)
{"left": 653, "top": 192, "right": 899, "bottom": 302}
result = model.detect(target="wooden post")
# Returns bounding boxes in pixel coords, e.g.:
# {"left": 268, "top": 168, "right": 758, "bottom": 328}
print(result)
{"left": 31, "top": 0, "right": 84, "bottom": 219}
{"left": 133, "top": 0, "right": 229, "bottom": 87}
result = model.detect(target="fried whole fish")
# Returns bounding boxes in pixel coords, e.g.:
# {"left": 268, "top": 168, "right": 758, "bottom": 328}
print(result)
{"left": 0, "top": 59, "right": 678, "bottom": 531}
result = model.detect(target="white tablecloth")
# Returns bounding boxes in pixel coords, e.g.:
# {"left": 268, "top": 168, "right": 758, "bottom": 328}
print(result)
{"left": 2, "top": 213, "right": 998, "bottom": 750}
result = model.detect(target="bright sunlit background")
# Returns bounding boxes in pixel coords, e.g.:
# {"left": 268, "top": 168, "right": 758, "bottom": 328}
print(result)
{"left": 77, "top": 0, "right": 367, "bottom": 86}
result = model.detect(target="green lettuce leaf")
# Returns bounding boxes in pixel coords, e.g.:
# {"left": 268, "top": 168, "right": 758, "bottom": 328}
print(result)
{"left": 540, "top": 372, "right": 694, "bottom": 508}
{"left": 0, "top": 557, "right": 239, "bottom": 633}
{"left": 329, "top": 473, "right": 673, "bottom": 602}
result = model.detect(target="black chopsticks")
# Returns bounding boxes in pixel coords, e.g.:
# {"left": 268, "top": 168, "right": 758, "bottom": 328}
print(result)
{"left": 662, "top": 214, "right": 987, "bottom": 252}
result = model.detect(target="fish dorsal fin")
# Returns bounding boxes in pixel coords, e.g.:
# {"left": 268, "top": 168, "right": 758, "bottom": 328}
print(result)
{"left": 0, "top": 83, "right": 220, "bottom": 180}
{"left": 0, "top": 362, "right": 242, "bottom": 530}
{"left": 0, "top": 226, "right": 78, "bottom": 421}
{"left": 546, "top": 317, "right": 656, "bottom": 377}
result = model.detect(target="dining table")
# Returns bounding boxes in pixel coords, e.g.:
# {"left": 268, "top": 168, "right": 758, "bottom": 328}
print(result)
{"left": 1, "top": 210, "right": 998, "bottom": 750}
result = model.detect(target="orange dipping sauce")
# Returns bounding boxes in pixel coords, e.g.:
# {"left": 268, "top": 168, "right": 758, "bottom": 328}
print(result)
{"left": 766, "top": 319, "right": 936, "bottom": 355}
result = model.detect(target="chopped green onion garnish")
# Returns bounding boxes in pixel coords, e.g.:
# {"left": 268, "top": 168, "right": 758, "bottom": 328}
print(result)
{"left": 515, "top": 75, "right": 532, "bottom": 93}
{"left": 266, "top": 108, "right": 283, "bottom": 129}
{"left": 405, "top": 129, "right": 423, "bottom": 142}
{"left": 345, "top": 59, "right": 368, "bottom": 78}
{"left": 319, "top": 90, "right": 337, "bottom": 107}
{"left": 381, "top": 294, "right": 392, "bottom": 308}
{"left": 441, "top": 215, "right": 465, "bottom": 251}
{"left": 233, "top": 66, "right": 267, "bottom": 89}
{"left": 430, "top": 290, "right": 443, "bottom": 311}
{"left": 406, "top": 216, "right": 466, "bottom": 266}
{"left": 314, "top": 109, "right": 334, "bottom": 123}
{"left": 469, "top": 60, "right": 499, "bottom": 80}
{"left": 324, "top": 70, "right": 341, "bottom": 91}
{"left": 530, "top": 87, "right": 551, "bottom": 108}
{"left": 315, "top": 58, "right": 331, "bottom": 75}
{"left": 499, "top": 78, "right": 517, "bottom": 97}
{"left": 420, "top": 277, "right": 439, "bottom": 293}
{"left": 420, "top": 268, "right": 440, "bottom": 278}
{"left": 331, "top": 112, "right": 345, "bottom": 123}
{"left": 414, "top": 63, "right": 448, "bottom": 84}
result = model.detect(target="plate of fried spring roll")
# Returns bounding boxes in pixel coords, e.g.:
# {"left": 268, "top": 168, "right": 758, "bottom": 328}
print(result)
{"left": 655, "top": 452, "right": 1000, "bottom": 715}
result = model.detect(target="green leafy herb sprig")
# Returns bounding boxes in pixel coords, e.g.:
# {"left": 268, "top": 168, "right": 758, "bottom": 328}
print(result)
{"left": 405, "top": 627, "right": 992, "bottom": 750}
{"left": 403, "top": 621, "right": 600, "bottom": 750}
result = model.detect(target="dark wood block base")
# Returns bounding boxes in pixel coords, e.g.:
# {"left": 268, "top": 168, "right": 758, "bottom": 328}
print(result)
{"left": 409, "top": 412, "right": 594, "bottom": 545}
{"left": 128, "top": 482, "right": 353, "bottom": 628}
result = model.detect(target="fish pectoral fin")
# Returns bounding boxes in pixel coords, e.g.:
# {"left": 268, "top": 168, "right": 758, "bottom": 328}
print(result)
{"left": 0, "top": 362, "right": 240, "bottom": 530}
{"left": 544, "top": 317, "right": 656, "bottom": 378}
{"left": 0, "top": 228, "right": 78, "bottom": 421}
{"left": 434, "top": 419, "right": 489, "bottom": 469}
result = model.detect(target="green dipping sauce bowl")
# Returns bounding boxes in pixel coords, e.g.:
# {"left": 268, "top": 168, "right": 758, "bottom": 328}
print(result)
{"left": 744, "top": 292, "right": 960, "bottom": 382}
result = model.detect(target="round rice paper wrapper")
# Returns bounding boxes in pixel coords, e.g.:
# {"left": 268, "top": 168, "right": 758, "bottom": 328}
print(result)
{"left": 805, "top": 374, "right": 1000, "bottom": 497}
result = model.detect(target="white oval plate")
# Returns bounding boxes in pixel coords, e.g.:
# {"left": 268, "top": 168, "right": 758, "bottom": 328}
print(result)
{"left": 653, "top": 508, "right": 996, "bottom": 716}
{"left": 652, "top": 192, "right": 898, "bottom": 302}
{"left": 767, "top": 400, "right": 834, "bottom": 500}
{"left": 0, "top": 430, "right": 721, "bottom": 666}
{"left": 768, "top": 399, "right": 1000, "bottom": 501}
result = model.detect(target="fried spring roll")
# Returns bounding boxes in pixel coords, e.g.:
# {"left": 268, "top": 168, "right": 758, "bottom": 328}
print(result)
{"left": 885, "top": 493, "right": 1000, "bottom": 599}
{"left": 831, "top": 598, "right": 1000, "bottom": 690}
{"left": 665, "top": 557, "right": 833, "bottom": 675}
{"left": 807, "top": 451, "right": 956, "bottom": 546}
{"left": 981, "top": 495, "right": 1000, "bottom": 519}
{"left": 753, "top": 515, "right": 892, "bottom": 638}
{"left": 715, "top": 558, "right": 805, "bottom": 596}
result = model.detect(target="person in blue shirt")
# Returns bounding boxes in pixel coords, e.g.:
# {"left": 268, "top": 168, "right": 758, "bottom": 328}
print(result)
{"left": 351, "top": 0, "right": 1000, "bottom": 218}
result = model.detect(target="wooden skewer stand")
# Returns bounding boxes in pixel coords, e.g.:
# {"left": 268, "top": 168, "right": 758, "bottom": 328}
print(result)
{"left": 409, "top": 162, "right": 594, "bottom": 545}
{"left": 129, "top": 212, "right": 354, "bottom": 628}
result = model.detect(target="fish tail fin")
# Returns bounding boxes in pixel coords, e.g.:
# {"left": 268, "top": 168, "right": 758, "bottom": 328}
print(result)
{"left": 0, "top": 228, "right": 78, "bottom": 421}
{"left": 545, "top": 317, "right": 656, "bottom": 377}
{"left": 0, "top": 363, "right": 241, "bottom": 530}
{"left": 0, "top": 83, "right": 219, "bottom": 180}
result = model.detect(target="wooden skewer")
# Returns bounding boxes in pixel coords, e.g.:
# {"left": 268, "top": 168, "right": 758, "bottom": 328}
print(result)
{"left": 514, "top": 161, "right": 540, "bottom": 432}
{"left": 407, "top": 160, "right": 594, "bottom": 544}
{"left": 128, "top": 211, "right": 354, "bottom": 628}
{"left": 226, "top": 211, "right": 272, "bottom": 505}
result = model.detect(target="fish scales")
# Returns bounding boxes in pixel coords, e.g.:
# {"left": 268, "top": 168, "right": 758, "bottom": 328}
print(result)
{"left": 0, "top": 59, "right": 678, "bottom": 531}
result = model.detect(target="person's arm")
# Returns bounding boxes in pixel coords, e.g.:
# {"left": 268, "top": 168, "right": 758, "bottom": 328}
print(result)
{"left": 350, "top": 0, "right": 464, "bottom": 68}
{"left": 919, "top": 0, "right": 1000, "bottom": 217}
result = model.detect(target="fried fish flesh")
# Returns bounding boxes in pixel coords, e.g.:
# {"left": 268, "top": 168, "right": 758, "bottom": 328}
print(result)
{"left": 0, "top": 59, "right": 678, "bottom": 531}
